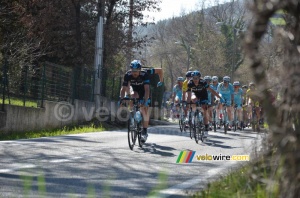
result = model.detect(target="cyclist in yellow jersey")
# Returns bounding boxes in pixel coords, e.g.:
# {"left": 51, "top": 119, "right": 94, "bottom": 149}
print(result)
{"left": 242, "top": 85, "right": 248, "bottom": 127}
{"left": 182, "top": 71, "right": 193, "bottom": 122}
{"left": 246, "top": 82, "right": 261, "bottom": 126}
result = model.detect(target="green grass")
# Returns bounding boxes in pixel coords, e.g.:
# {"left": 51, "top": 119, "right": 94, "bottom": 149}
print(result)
{"left": 0, "top": 97, "right": 38, "bottom": 107}
{"left": 0, "top": 123, "right": 109, "bottom": 141}
{"left": 194, "top": 156, "right": 280, "bottom": 198}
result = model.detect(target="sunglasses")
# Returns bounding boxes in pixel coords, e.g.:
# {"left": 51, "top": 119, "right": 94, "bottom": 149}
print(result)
{"left": 193, "top": 77, "right": 200, "bottom": 80}
{"left": 131, "top": 69, "right": 140, "bottom": 72}
{"left": 234, "top": 86, "right": 239, "bottom": 88}
{"left": 223, "top": 81, "right": 229, "bottom": 83}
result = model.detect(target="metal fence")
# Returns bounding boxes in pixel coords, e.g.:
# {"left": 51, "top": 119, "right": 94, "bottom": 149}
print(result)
{"left": 1, "top": 60, "right": 95, "bottom": 110}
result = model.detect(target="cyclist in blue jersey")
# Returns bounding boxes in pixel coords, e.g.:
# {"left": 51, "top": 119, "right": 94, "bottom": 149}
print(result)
{"left": 120, "top": 60, "right": 150, "bottom": 142}
{"left": 211, "top": 76, "right": 219, "bottom": 91}
{"left": 204, "top": 76, "right": 213, "bottom": 129}
{"left": 171, "top": 77, "right": 184, "bottom": 118}
{"left": 233, "top": 81, "right": 244, "bottom": 129}
{"left": 217, "top": 76, "right": 234, "bottom": 130}
{"left": 211, "top": 76, "right": 220, "bottom": 127}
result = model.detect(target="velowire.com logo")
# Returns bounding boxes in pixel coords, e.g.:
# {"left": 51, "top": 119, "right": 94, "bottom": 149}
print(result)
{"left": 176, "top": 150, "right": 250, "bottom": 163}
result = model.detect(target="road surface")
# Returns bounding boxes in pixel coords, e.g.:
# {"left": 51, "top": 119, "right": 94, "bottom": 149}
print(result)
{"left": 0, "top": 124, "right": 264, "bottom": 197}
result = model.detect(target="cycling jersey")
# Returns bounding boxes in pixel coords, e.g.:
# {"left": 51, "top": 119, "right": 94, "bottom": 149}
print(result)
{"left": 173, "top": 84, "right": 183, "bottom": 101}
{"left": 122, "top": 70, "right": 150, "bottom": 99}
{"left": 182, "top": 79, "right": 189, "bottom": 92}
{"left": 144, "top": 68, "right": 155, "bottom": 75}
{"left": 233, "top": 88, "right": 243, "bottom": 108}
{"left": 246, "top": 88, "right": 260, "bottom": 106}
{"left": 211, "top": 83, "right": 219, "bottom": 92}
{"left": 207, "top": 84, "right": 213, "bottom": 105}
{"left": 187, "top": 79, "right": 209, "bottom": 104}
{"left": 217, "top": 82, "right": 234, "bottom": 106}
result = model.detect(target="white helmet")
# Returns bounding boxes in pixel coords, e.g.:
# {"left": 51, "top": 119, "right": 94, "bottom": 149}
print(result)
{"left": 204, "top": 76, "right": 212, "bottom": 81}
{"left": 212, "top": 76, "right": 218, "bottom": 82}
{"left": 223, "top": 76, "right": 230, "bottom": 82}
{"left": 233, "top": 81, "right": 240, "bottom": 86}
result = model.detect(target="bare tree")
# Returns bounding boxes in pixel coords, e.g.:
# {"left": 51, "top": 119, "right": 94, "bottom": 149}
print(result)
{"left": 244, "top": 1, "right": 300, "bottom": 197}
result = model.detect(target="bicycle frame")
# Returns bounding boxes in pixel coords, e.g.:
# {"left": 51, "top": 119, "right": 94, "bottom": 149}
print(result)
{"left": 186, "top": 101, "right": 204, "bottom": 143}
{"left": 122, "top": 98, "right": 144, "bottom": 150}
{"left": 221, "top": 102, "right": 229, "bottom": 134}
{"left": 212, "top": 104, "right": 217, "bottom": 132}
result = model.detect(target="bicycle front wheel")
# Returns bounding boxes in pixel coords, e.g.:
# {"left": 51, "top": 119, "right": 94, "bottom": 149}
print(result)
{"left": 128, "top": 113, "right": 137, "bottom": 150}
{"left": 213, "top": 110, "right": 217, "bottom": 132}
{"left": 193, "top": 115, "right": 200, "bottom": 144}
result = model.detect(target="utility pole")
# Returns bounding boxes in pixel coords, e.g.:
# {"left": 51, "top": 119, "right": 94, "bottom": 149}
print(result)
{"left": 94, "top": 0, "right": 104, "bottom": 105}
{"left": 126, "top": 0, "right": 133, "bottom": 71}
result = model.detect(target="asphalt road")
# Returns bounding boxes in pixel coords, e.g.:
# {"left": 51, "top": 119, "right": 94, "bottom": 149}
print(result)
{"left": 0, "top": 123, "right": 264, "bottom": 198}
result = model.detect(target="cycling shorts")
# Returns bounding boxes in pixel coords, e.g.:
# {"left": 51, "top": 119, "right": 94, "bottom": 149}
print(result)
{"left": 222, "top": 95, "right": 232, "bottom": 106}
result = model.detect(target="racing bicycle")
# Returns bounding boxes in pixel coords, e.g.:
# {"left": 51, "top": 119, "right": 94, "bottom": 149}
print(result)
{"left": 122, "top": 98, "right": 144, "bottom": 150}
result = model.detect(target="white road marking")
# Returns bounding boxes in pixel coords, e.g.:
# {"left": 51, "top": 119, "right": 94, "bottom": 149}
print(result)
{"left": 0, "top": 164, "right": 37, "bottom": 173}
{"left": 154, "top": 162, "right": 237, "bottom": 197}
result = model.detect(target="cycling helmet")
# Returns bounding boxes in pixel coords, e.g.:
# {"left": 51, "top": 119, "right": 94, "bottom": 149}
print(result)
{"left": 249, "top": 82, "right": 255, "bottom": 86}
{"left": 185, "top": 71, "right": 193, "bottom": 78}
{"left": 212, "top": 76, "right": 218, "bottom": 82}
{"left": 242, "top": 85, "right": 248, "bottom": 89}
{"left": 177, "top": 77, "right": 184, "bottom": 82}
{"left": 130, "top": 60, "right": 142, "bottom": 69}
{"left": 223, "top": 76, "right": 230, "bottom": 82}
{"left": 233, "top": 81, "right": 240, "bottom": 86}
{"left": 191, "top": 70, "right": 201, "bottom": 77}
{"left": 204, "top": 76, "right": 212, "bottom": 81}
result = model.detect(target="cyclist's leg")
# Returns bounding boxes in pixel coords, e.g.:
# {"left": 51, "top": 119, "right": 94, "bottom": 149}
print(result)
{"left": 174, "top": 96, "right": 181, "bottom": 118}
{"left": 237, "top": 105, "right": 243, "bottom": 129}
{"left": 134, "top": 90, "right": 149, "bottom": 142}
{"left": 191, "top": 94, "right": 197, "bottom": 111}
{"left": 223, "top": 96, "right": 232, "bottom": 124}
{"left": 218, "top": 102, "right": 223, "bottom": 128}
{"left": 201, "top": 101, "right": 210, "bottom": 136}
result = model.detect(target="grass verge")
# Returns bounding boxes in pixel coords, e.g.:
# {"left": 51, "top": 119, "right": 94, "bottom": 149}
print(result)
{"left": 0, "top": 120, "right": 117, "bottom": 141}
{"left": 0, "top": 97, "right": 38, "bottom": 107}
{"left": 194, "top": 155, "right": 280, "bottom": 198}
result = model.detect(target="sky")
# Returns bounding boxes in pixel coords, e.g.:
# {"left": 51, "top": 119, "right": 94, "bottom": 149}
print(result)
{"left": 143, "top": 0, "right": 230, "bottom": 22}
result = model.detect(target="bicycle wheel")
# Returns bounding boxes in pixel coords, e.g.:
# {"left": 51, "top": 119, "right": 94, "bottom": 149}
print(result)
{"left": 128, "top": 113, "right": 137, "bottom": 150}
{"left": 223, "top": 111, "right": 228, "bottom": 134}
{"left": 179, "top": 108, "right": 184, "bottom": 132}
{"left": 213, "top": 110, "right": 217, "bottom": 132}
{"left": 189, "top": 112, "right": 193, "bottom": 139}
{"left": 233, "top": 110, "right": 237, "bottom": 132}
{"left": 194, "top": 113, "right": 200, "bottom": 143}
{"left": 137, "top": 123, "right": 143, "bottom": 148}
{"left": 251, "top": 108, "right": 256, "bottom": 132}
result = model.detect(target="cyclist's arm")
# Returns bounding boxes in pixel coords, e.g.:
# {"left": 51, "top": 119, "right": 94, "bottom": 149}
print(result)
{"left": 125, "top": 82, "right": 131, "bottom": 96}
{"left": 144, "top": 84, "right": 150, "bottom": 100}
{"left": 187, "top": 91, "right": 191, "bottom": 103}
{"left": 154, "top": 68, "right": 164, "bottom": 82}
{"left": 207, "top": 87, "right": 221, "bottom": 99}
{"left": 171, "top": 86, "right": 176, "bottom": 102}
{"left": 120, "top": 86, "right": 127, "bottom": 99}
{"left": 182, "top": 90, "right": 186, "bottom": 101}
{"left": 120, "top": 74, "right": 129, "bottom": 99}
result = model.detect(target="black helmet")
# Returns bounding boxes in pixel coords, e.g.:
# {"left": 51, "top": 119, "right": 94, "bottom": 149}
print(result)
{"left": 130, "top": 60, "right": 142, "bottom": 69}
{"left": 191, "top": 70, "right": 201, "bottom": 77}
{"left": 185, "top": 71, "right": 193, "bottom": 78}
